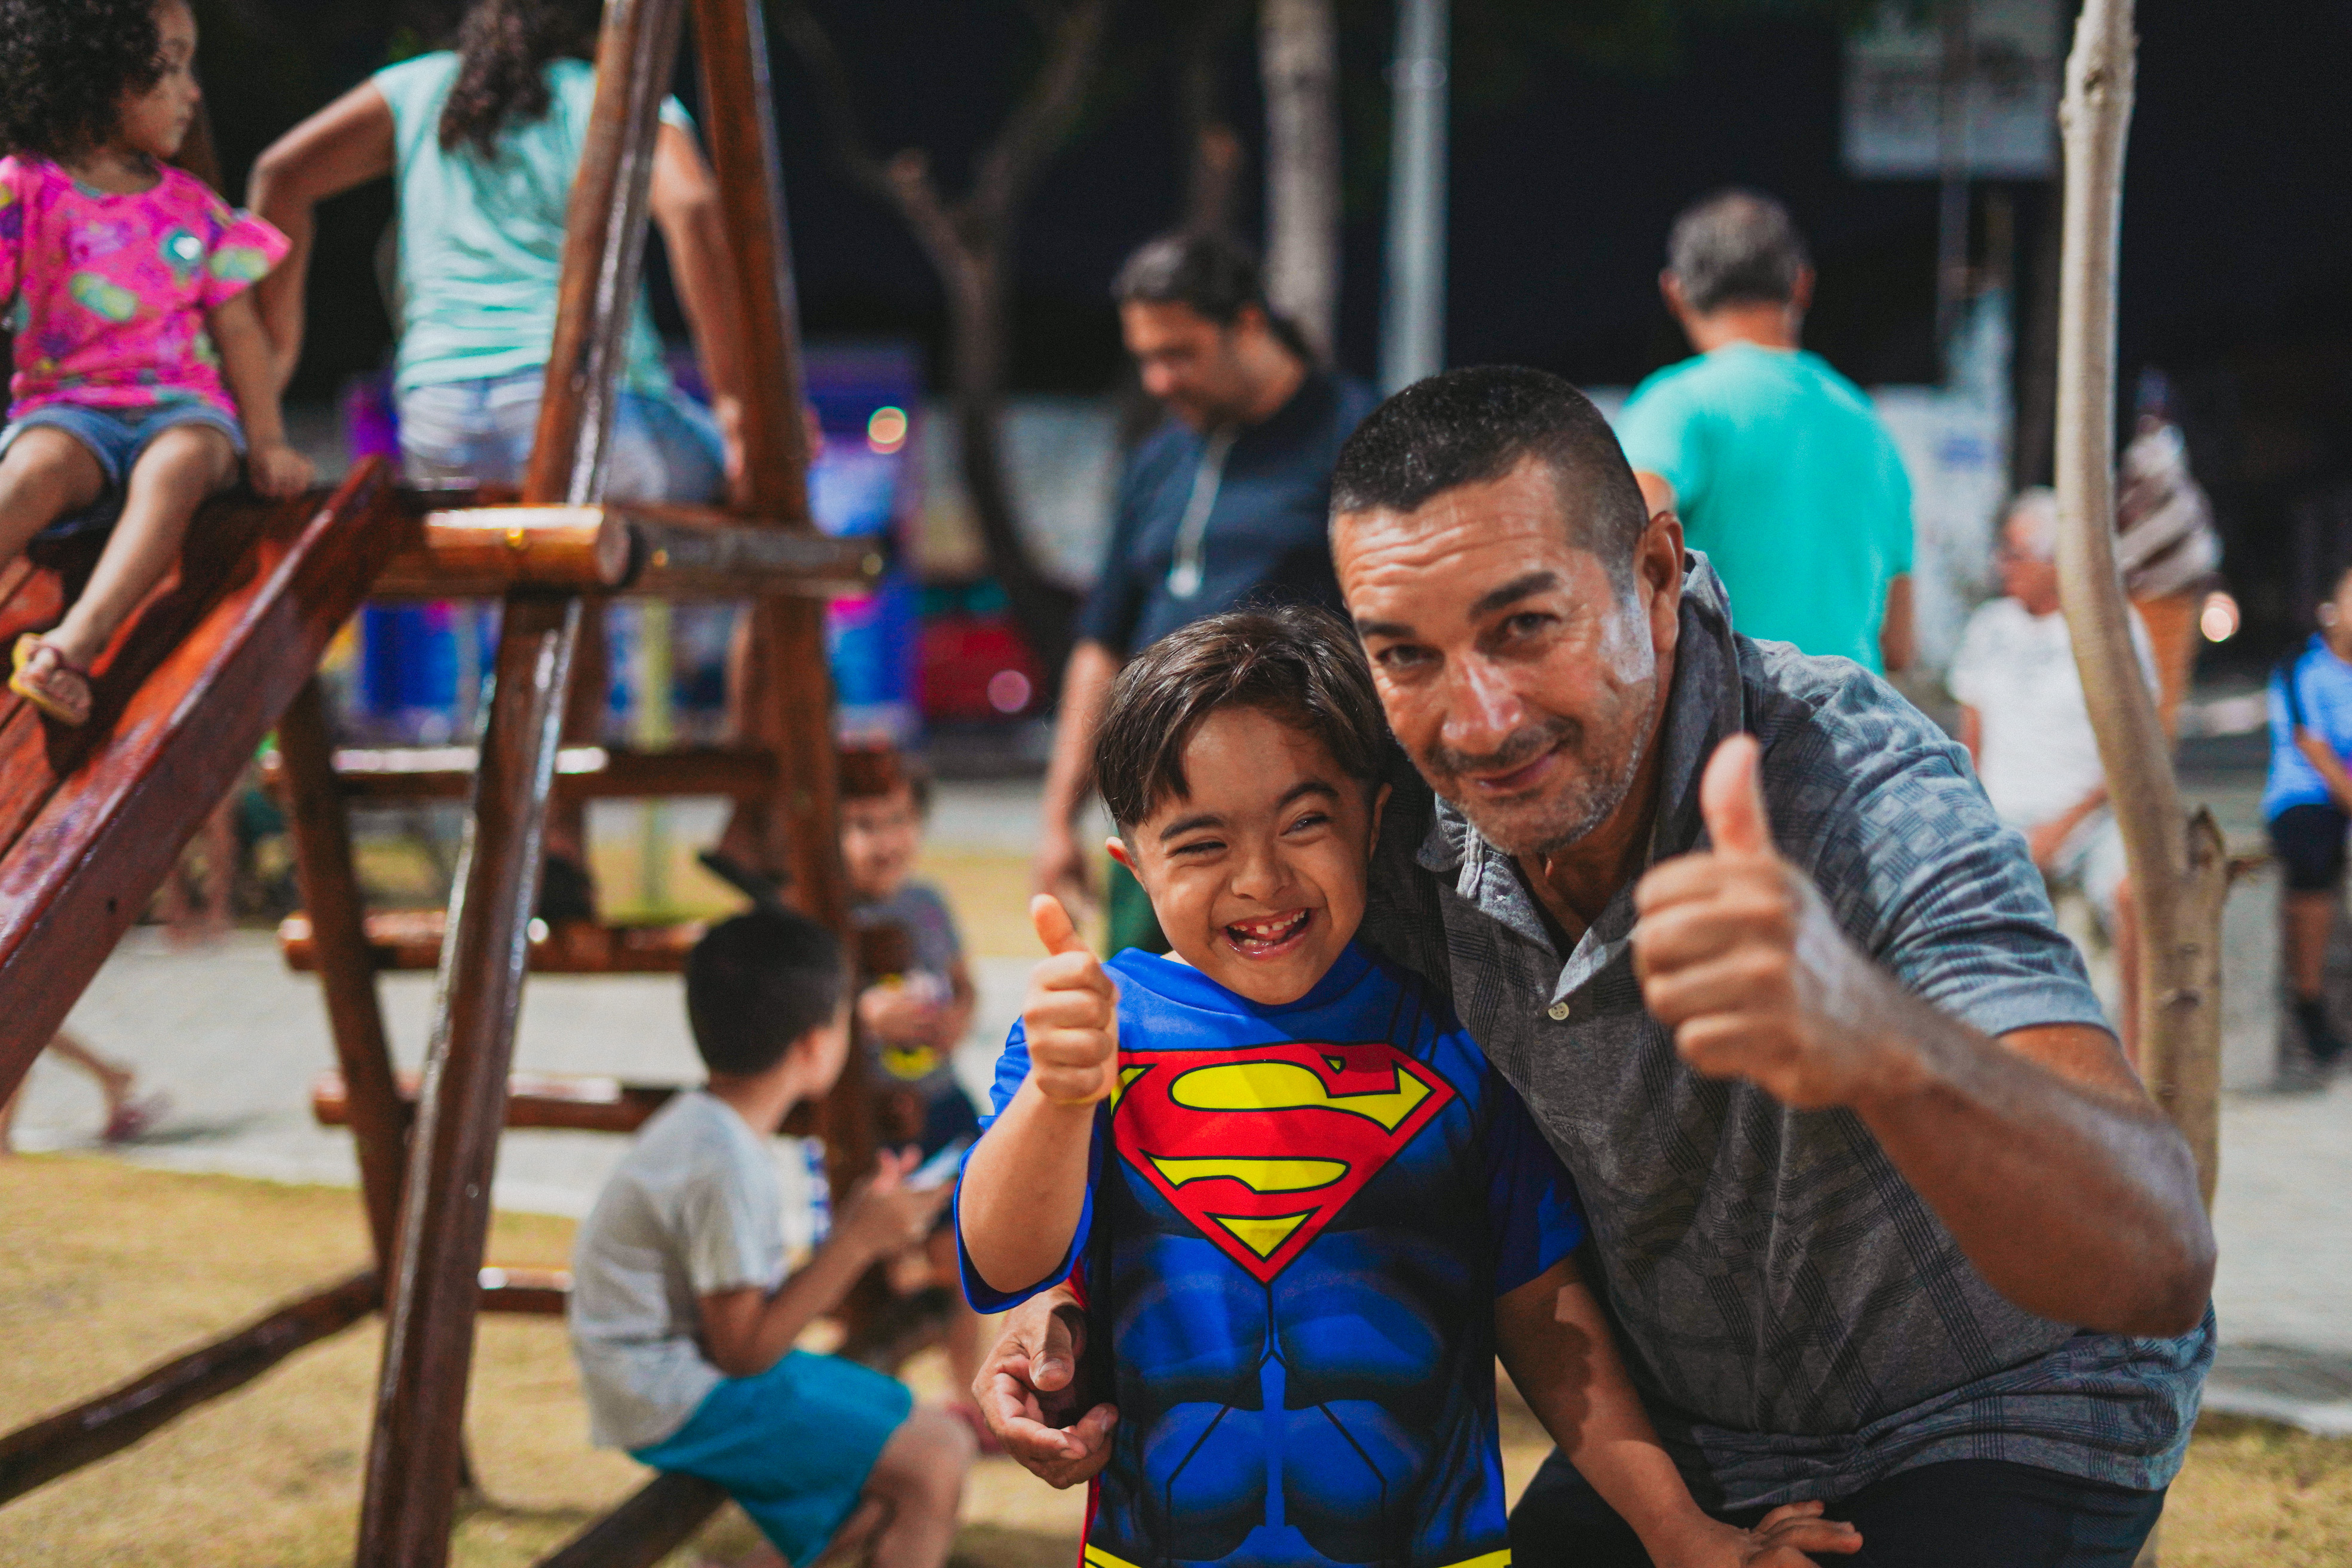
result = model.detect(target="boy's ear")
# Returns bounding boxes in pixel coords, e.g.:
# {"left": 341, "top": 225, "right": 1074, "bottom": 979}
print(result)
{"left": 1104, "top": 834, "right": 1137, "bottom": 875}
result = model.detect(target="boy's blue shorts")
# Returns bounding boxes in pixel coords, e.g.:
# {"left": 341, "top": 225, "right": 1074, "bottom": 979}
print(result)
{"left": 0, "top": 402, "right": 246, "bottom": 543}
{"left": 630, "top": 1349, "right": 912, "bottom": 1564}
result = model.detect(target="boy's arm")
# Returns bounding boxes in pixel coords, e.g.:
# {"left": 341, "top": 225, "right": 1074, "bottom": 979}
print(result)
{"left": 960, "top": 896, "right": 1117, "bottom": 1297}
{"left": 700, "top": 1149, "right": 947, "bottom": 1377}
{"left": 208, "top": 293, "right": 313, "bottom": 497}
{"left": 1496, "top": 1260, "right": 1861, "bottom": 1568}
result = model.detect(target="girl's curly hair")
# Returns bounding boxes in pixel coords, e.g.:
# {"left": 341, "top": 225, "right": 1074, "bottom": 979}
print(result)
{"left": 0, "top": 0, "right": 169, "bottom": 160}
{"left": 439, "top": 0, "right": 602, "bottom": 159}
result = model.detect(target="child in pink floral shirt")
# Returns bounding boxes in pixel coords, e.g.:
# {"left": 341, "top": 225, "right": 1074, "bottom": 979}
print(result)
{"left": 0, "top": 0, "right": 310, "bottom": 725}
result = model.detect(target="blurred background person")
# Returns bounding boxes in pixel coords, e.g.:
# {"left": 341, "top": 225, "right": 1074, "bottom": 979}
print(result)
{"left": 246, "top": 0, "right": 746, "bottom": 502}
{"left": 2263, "top": 565, "right": 2352, "bottom": 1071}
{"left": 1618, "top": 188, "right": 1915, "bottom": 674}
{"left": 1950, "top": 489, "right": 2155, "bottom": 1062}
{"left": 2115, "top": 368, "right": 2223, "bottom": 735}
{"left": 837, "top": 746, "right": 990, "bottom": 1438}
{"left": 1031, "top": 232, "right": 1374, "bottom": 954}
{"left": 0, "top": 1033, "right": 165, "bottom": 1154}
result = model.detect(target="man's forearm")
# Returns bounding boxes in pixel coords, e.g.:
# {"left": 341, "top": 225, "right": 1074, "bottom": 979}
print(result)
{"left": 1852, "top": 990, "right": 2212, "bottom": 1335}
{"left": 1039, "top": 641, "right": 1121, "bottom": 837}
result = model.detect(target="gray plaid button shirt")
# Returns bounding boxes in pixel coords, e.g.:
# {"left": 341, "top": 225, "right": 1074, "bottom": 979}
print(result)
{"left": 1360, "top": 556, "right": 2212, "bottom": 1511}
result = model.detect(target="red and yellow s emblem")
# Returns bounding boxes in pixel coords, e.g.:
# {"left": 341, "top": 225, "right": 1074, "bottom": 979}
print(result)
{"left": 1112, "top": 1042, "right": 1454, "bottom": 1283}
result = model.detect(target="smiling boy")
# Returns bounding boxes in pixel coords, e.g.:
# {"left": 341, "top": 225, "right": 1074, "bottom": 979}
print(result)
{"left": 956, "top": 606, "right": 1858, "bottom": 1568}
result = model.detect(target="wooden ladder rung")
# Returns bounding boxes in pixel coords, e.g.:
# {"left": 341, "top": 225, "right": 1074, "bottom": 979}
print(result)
{"left": 262, "top": 743, "right": 776, "bottom": 804}
{"left": 311, "top": 1068, "right": 676, "bottom": 1135}
{"left": 279, "top": 909, "right": 703, "bottom": 973}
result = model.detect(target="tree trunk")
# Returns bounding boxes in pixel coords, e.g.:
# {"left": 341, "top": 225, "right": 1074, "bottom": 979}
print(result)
{"left": 2053, "top": 0, "right": 2223, "bottom": 1223}
{"left": 1260, "top": 0, "right": 1339, "bottom": 359}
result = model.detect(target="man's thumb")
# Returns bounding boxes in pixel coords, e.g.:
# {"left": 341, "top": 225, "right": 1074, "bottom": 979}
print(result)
{"left": 1700, "top": 733, "right": 1774, "bottom": 857}
{"left": 1030, "top": 893, "right": 1093, "bottom": 958}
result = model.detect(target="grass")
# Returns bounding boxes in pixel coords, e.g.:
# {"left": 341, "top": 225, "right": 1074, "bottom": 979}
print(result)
{"left": 1, "top": 1156, "right": 2344, "bottom": 1565}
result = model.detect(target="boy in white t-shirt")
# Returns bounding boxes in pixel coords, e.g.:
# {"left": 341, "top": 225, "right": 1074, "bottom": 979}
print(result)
{"left": 1950, "top": 488, "right": 2157, "bottom": 1060}
{"left": 570, "top": 909, "right": 973, "bottom": 1568}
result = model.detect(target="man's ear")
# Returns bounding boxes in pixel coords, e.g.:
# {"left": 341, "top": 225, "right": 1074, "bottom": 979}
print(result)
{"left": 1789, "top": 265, "right": 1816, "bottom": 318}
{"left": 1638, "top": 509, "right": 1685, "bottom": 651}
{"left": 1659, "top": 270, "right": 1684, "bottom": 316}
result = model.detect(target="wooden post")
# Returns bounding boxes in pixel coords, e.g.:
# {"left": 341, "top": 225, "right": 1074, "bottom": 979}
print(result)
{"left": 277, "top": 680, "right": 409, "bottom": 1268}
{"left": 354, "top": 1, "right": 688, "bottom": 1560}
{"left": 691, "top": 0, "right": 875, "bottom": 1202}
{"left": 2052, "top": 0, "right": 2225, "bottom": 1208}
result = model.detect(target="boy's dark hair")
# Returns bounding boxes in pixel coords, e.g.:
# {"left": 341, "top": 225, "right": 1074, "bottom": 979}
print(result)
{"left": 685, "top": 909, "right": 846, "bottom": 1077}
{"left": 0, "top": 0, "right": 169, "bottom": 160}
{"left": 439, "top": 0, "right": 602, "bottom": 158}
{"left": 1330, "top": 366, "right": 1648, "bottom": 587}
{"left": 838, "top": 744, "right": 932, "bottom": 816}
{"left": 1092, "top": 604, "right": 1388, "bottom": 832}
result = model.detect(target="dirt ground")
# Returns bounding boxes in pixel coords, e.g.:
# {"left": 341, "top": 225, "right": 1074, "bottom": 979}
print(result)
{"left": 0, "top": 1157, "right": 2344, "bottom": 1566}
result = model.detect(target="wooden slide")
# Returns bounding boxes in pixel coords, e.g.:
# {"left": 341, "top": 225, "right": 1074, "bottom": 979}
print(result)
{"left": 0, "top": 460, "right": 398, "bottom": 1074}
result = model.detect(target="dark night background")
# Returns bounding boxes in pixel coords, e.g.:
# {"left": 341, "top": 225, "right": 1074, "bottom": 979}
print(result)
{"left": 190, "top": 0, "right": 2351, "bottom": 659}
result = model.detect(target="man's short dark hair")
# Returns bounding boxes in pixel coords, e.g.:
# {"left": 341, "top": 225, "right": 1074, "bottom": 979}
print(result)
{"left": 1665, "top": 188, "right": 1811, "bottom": 316}
{"left": 1093, "top": 604, "right": 1389, "bottom": 833}
{"left": 685, "top": 910, "right": 846, "bottom": 1077}
{"left": 1328, "top": 366, "right": 1649, "bottom": 580}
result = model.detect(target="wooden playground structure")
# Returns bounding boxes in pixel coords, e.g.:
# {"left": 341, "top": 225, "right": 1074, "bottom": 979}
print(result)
{"left": 0, "top": 0, "right": 890, "bottom": 1561}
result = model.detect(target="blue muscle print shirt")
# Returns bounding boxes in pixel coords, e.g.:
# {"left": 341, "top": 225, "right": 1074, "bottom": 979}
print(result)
{"left": 958, "top": 941, "right": 1585, "bottom": 1568}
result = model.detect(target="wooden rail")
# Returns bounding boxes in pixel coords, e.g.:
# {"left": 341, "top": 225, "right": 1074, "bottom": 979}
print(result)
{"left": 279, "top": 909, "right": 703, "bottom": 974}
{"left": 313, "top": 1069, "right": 675, "bottom": 1135}
{"left": 264, "top": 743, "right": 777, "bottom": 804}
{"left": 0, "top": 1270, "right": 381, "bottom": 1505}
{"left": 368, "top": 501, "right": 880, "bottom": 600}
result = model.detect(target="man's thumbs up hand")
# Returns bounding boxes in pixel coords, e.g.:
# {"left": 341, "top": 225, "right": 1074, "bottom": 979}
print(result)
{"left": 1633, "top": 735, "right": 1896, "bottom": 1110}
{"left": 1024, "top": 895, "right": 1119, "bottom": 1106}
{"left": 1700, "top": 733, "right": 1775, "bottom": 858}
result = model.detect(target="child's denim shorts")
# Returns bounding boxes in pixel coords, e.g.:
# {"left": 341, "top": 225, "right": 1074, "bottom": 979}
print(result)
{"left": 0, "top": 400, "right": 246, "bottom": 542}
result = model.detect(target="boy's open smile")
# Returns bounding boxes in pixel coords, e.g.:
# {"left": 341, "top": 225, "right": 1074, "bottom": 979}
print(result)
{"left": 1224, "top": 906, "right": 1312, "bottom": 958}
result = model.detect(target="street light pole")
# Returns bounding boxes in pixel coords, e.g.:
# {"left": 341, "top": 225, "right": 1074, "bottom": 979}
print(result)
{"left": 1382, "top": 0, "right": 1448, "bottom": 392}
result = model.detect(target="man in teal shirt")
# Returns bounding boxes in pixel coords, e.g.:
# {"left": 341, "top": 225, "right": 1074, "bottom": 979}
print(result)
{"left": 1617, "top": 189, "right": 1915, "bottom": 673}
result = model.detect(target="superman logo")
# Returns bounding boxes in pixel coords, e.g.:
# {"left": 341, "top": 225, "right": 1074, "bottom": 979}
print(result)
{"left": 1111, "top": 1041, "right": 1454, "bottom": 1283}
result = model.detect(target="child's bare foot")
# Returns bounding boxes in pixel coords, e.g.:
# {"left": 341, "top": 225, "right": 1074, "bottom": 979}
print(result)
{"left": 9, "top": 635, "right": 91, "bottom": 726}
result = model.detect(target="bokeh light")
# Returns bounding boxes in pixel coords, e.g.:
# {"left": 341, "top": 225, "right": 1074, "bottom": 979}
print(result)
{"left": 2199, "top": 590, "right": 2240, "bottom": 643}
{"left": 866, "top": 405, "right": 909, "bottom": 454}
{"left": 987, "top": 669, "right": 1033, "bottom": 714}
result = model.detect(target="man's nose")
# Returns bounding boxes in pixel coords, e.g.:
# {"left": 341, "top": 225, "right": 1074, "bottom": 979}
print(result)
{"left": 1440, "top": 656, "right": 1527, "bottom": 748}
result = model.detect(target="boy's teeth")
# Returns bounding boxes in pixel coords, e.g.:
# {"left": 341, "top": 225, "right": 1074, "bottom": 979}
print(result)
{"left": 1229, "top": 911, "right": 1307, "bottom": 944}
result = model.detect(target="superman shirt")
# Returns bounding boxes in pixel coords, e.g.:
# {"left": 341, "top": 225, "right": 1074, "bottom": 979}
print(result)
{"left": 961, "top": 941, "right": 1584, "bottom": 1568}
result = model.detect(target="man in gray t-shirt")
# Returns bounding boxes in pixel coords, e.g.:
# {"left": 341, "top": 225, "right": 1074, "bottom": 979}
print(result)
{"left": 975, "top": 370, "right": 2213, "bottom": 1566}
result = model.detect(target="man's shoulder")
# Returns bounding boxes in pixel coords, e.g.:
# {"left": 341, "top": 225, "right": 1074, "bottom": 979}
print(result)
{"left": 1741, "top": 638, "right": 1976, "bottom": 829}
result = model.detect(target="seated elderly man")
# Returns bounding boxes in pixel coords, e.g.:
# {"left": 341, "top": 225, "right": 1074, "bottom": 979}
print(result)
{"left": 1951, "top": 487, "right": 2157, "bottom": 1063}
{"left": 975, "top": 369, "right": 2214, "bottom": 1568}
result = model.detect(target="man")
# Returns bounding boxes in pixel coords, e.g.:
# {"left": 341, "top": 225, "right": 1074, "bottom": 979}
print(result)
{"left": 1033, "top": 232, "right": 1377, "bottom": 953}
{"left": 979, "top": 369, "right": 2213, "bottom": 1566}
{"left": 1618, "top": 189, "right": 1916, "bottom": 673}
{"left": 1950, "top": 488, "right": 2155, "bottom": 1062}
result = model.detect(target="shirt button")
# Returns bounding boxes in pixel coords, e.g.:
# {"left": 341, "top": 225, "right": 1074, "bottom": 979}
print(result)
{"left": 1547, "top": 1001, "right": 1571, "bottom": 1021}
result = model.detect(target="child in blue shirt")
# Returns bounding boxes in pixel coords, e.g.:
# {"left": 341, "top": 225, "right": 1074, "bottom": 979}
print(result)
{"left": 2265, "top": 563, "right": 2352, "bottom": 1064}
{"left": 957, "top": 605, "right": 1860, "bottom": 1568}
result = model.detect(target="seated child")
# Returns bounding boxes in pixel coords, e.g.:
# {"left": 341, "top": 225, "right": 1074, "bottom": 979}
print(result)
{"left": 0, "top": 0, "right": 312, "bottom": 727}
{"left": 837, "top": 746, "right": 993, "bottom": 1434}
{"left": 571, "top": 908, "right": 975, "bottom": 1568}
{"left": 958, "top": 606, "right": 1861, "bottom": 1568}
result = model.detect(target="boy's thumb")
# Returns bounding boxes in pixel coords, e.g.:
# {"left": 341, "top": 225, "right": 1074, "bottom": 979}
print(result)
{"left": 1699, "top": 733, "right": 1774, "bottom": 858}
{"left": 1030, "top": 893, "right": 1093, "bottom": 958}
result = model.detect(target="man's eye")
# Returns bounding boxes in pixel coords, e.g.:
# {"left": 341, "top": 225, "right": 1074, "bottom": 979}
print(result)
{"left": 1502, "top": 611, "right": 1554, "bottom": 639}
{"left": 1374, "top": 645, "right": 1434, "bottom": 671}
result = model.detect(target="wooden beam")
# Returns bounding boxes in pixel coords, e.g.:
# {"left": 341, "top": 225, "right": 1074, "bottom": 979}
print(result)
{"left": 279, "top": 909, "right": 703, "bottom": 975}
{"left": 477, "top": 1267, "right": 572, "bottom": 1316}
{"left": 357, "top": 0, "right": 690, "bottom": 1555}
{"left": 313, "top": 1069, "right": 676, "bottom": 1135}
{"left": 277, "top": 680, "right": 411, "bottom": 1268}
{"left": 0, "top": 1269, "right": 379, "bottom": 1505}
{"left": 534, "top": 1472, "right": 729, "bottom": 1568}
{"left": 0, "top": 463, "right": 397, "bottom": 1079}
{"left": 367, "top": 503, "right": 878, "bottom": 599}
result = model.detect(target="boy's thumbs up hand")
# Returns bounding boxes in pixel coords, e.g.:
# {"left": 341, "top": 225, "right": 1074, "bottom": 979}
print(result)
{"left": 1024, "top": 895, "right": 1119, "bottom": 1106}
{"left": 1631, "top": 736, "right": 1907, "bottom": 1110}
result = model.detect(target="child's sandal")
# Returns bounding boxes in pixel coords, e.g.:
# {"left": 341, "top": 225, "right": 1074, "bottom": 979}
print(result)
{"left": 10, "top": 635, "right": 92, "bottom": 727}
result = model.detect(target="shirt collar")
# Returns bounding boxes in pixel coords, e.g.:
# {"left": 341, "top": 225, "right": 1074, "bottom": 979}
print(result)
{"left": 1414, "top": 552, "right": 1747, "bottom": 992}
